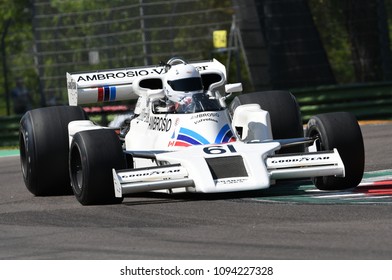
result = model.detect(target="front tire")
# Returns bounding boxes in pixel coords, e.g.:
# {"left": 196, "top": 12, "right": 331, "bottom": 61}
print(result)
{"left": 69, "top": 129, "right": 125, "bottom": 205}
{"left": 306, "top": 112, "right": 364, "bottom": 190}
{"left": 19, "top": 106, "right": 88, "bottom": 196}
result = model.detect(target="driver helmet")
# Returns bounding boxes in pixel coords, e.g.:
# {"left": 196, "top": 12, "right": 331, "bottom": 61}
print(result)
{"left": 163, "top": 63, "right": 203, "bottom": 105}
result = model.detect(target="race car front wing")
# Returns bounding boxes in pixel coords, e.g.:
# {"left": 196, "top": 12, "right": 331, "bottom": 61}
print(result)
{"left": 113, "top": 141, "right": 345, "bottom": 197}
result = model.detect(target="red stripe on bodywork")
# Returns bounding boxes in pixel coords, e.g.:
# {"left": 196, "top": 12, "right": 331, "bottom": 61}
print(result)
{"left": 174, "top": 141, "right": 191, "bottom": 147}
{"left": 98, "top": 87, "right": 104, "bottom": 102}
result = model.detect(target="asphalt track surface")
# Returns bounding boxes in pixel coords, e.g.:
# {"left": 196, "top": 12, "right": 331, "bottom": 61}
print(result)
{"left": 0, "top": 123, "right": 391, "bottom": 260}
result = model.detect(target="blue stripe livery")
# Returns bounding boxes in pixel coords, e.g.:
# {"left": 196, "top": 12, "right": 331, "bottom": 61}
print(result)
{"left": 177, "top": 125, "right": 234, "bottom": 146}
{"left": 104, "top": 86, "right": 116, "bottom": 101}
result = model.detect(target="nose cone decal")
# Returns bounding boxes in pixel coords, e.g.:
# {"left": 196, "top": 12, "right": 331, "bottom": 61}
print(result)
{"left": 170, "top": 124, "right": 235, "bottom": 147}
{"left": 215, "top": 124, "right": 236, "bottom": 144}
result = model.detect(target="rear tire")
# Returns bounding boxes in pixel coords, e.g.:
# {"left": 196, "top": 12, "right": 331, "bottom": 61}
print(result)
{"left": 306, "top": 112, "right": 364, "bottom": 190}
{"left": 69, "top": 129, "right": 125, "bottom": 205}
{"left": 230, "top": 91, "right": 304, "bottom": 153}
{"left": 19, "top": 106, "right": 88, "bottom": 196}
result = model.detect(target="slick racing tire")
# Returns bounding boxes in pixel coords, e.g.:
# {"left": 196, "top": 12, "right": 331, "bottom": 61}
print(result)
{"left": 230, "top": 91, "right": 304, "bottom": 153}
{"left": 306, "top": 112, "right": 364, "bottom": 190}
{"left": 19, "top": 106, "right": 88, "bottom": 196}
{"left": 69, "top": 129, "right": 125, "bottom": 205}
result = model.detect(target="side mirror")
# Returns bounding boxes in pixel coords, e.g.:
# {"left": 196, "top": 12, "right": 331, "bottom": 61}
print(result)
{"left": 225, "top": 83, "right": 243, "bottom": 94}
{"left": 147, "top": 89, "right": 165, "bottom": 100}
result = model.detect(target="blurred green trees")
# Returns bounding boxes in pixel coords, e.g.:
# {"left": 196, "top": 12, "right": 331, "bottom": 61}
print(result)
{"left": 1, "top": 0, "right": 391, "bottom": 115}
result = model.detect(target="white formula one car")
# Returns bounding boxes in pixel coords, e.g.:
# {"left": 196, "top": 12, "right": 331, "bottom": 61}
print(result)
{"left": 19, "top": 58, "right": 365, "bottom": 205}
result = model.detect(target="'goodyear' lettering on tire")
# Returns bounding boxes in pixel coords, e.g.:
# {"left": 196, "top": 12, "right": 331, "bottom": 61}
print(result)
{"left": 148, "top": 116, "right": 172, "bottom": 132}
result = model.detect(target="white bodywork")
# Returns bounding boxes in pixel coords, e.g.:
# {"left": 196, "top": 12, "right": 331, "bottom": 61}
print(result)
{"left": 67, "top": 59, "right": 345, "bottom": 197}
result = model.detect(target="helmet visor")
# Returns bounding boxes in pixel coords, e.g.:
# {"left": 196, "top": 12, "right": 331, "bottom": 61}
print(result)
{"left": 168, "top": 77, "right": 203, "bottom": 92}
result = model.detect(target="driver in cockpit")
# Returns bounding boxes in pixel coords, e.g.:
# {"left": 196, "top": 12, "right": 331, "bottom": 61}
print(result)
{"left": 163, "top": 62, "right": 204, "bottom": 113}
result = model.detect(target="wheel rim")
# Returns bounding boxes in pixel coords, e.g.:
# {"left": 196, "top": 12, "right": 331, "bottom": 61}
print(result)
{"left": 70, "top": 146, "right": 83, "bottom": 193}
{"left": 308, "top": 128, "right": 324, "bottom": 152}
{"left": 19, "top": 131, "right": 29, "bottom": 180}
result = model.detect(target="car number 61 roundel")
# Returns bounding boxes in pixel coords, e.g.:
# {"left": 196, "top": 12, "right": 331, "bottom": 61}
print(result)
{"left": 203, "top": 144, "right": 237, "bottom": 155}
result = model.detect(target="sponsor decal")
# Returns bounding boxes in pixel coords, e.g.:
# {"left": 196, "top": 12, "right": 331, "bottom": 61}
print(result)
{"left": 121, "top": 167, "right": 182, "bottom": 180}
{"left": 269, "top": 155, "right": 331, "bottom": 165}
{"left": 148, "top": 116, "right": 172, "bottom": 132}
{"left": 217, "top": 178, "right": 247, "bottom": 185}
{"left": 191, "top": 113, "right": 219, "bottom": 124}
{"left": 194, "top": 118, "right": 218, "bottom": 124}
{"left": 75, "top": 65, "right": 208, "bottom": 83}
{"left": 190, "top": 112, "right": 220, "bottom": 120}
{"left": 76, "top": 68, "right": 166, "bottom": 82}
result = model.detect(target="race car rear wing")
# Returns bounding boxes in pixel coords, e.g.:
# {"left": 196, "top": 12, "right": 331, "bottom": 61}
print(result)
{"left": 66, "top": 59, "right": 227, "bottom": 106}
